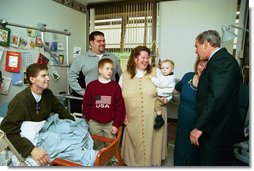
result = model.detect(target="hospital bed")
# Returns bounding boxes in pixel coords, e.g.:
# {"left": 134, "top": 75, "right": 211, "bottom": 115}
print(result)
{"left": 0, "top": 129, "right": 27, "bottom": 166}
{"left": 50, "top": 126, "right": 125, "bottom": 166}
{"left": 0, "top": 114, "right": 125, "bottom": 166}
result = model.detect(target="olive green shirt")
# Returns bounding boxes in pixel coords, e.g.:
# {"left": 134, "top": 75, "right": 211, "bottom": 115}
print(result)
{"left": 0, "top": 87, "right": 74, "bottom": 158}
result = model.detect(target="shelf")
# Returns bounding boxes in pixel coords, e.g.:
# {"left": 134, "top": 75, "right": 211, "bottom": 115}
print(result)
{"left": 56, "top": 94, "right": 83, "bottom": 101}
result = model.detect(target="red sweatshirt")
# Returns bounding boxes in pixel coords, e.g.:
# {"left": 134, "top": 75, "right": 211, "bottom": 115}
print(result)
{"left": 83, "top": 80, "right": 126, "bottom": 128}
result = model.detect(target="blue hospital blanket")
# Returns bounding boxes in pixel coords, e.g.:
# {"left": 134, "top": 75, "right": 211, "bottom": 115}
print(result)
{"left": 36, "top": 114, "right": 96, "bottom": 166}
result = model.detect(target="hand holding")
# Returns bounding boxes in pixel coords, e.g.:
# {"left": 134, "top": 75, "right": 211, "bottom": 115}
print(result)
{"left": 111, "top": 126, "right": 118, "bottom": 135}
{"left": 124, "top": 116, "right": 128, "bottom": 125}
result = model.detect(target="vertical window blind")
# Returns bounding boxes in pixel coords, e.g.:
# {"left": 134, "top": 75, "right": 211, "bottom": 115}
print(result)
{"left": 89, "top": 2, "right": 157, "bottom": 55}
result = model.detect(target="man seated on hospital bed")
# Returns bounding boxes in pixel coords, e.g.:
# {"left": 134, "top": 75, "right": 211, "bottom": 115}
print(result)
{"left": 0, "top": 63, "right": 75, "bottom": 166}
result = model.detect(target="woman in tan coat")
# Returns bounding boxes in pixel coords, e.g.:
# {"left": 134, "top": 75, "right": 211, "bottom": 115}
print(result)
{"left": 119, "top": 46, "right": 168, "bottom": 166}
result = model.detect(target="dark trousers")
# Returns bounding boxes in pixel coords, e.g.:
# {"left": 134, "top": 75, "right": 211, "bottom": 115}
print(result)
{"left": 200, "top": 145, "right": 233, "bottom": 166}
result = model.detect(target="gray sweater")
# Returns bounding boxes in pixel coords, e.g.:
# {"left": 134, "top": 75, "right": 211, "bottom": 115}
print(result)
{"left": 68, "top": 50, "right": 122, "bottom": 96}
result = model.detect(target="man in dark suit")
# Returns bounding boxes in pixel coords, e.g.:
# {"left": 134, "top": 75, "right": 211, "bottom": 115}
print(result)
{"left": 190, "top": 30, "right": 241, "bottom": 165}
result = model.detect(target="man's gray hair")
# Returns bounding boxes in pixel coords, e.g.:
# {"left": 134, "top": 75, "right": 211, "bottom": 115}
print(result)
{"left": 196, "top": 30, "right": 221, "bottom": 48}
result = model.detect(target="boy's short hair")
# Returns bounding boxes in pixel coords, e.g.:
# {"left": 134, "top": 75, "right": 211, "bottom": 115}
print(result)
{"left": 26, "top": 63, "right": 48, "bottom": 85}
{"left": 161, "top": 59, "right": 175, "bottom": 69}
{"left": 98, "top": 58, "right": 113, "bottom": 69}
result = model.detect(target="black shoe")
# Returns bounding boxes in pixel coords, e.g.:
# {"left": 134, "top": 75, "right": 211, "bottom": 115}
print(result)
{"left": 154, "top": 115, "right": 165, "bottom": 129}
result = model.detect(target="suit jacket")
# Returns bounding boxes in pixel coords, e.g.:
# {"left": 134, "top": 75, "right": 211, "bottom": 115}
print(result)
{"left": 196, "top": 47, "right": 241, "bottom": 148}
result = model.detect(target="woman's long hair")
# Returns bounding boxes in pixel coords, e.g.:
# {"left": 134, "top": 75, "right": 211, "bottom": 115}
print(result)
{"left": 127, "top": 46, "right": 152, "bottom": 79}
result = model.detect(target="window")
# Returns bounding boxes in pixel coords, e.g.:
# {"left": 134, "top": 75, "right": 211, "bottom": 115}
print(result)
{"left": 89, "top": 2, "right": 158, "bottom": 59}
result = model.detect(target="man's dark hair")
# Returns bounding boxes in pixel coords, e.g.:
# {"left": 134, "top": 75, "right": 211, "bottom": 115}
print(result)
{"left": 89, "top": 31, "right": 104, "bottom": 41}
{"left": 26, "top": 63, "right": 48, "bottom": 85}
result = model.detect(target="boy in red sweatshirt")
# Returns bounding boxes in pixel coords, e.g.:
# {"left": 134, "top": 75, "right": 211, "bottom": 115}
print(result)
{"left": 83, "top": 58, "right": 126, "bottom": 150}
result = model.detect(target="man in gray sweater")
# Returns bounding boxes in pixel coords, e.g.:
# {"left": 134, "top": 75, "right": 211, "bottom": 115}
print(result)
{"left": 68, "top": 31, "right": 122, "bottom": 96}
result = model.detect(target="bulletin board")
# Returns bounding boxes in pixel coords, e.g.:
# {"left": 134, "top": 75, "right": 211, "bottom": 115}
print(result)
{"left": 0, "top": 18, "right": 71, "bottom": 104}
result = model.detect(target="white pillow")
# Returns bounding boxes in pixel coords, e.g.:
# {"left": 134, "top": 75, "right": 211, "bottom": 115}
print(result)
{"left": 20, "top": 121, "right": 46, "bottom": 145}
{"left": 0, "top": 117, "right": 3, "bottom": 124}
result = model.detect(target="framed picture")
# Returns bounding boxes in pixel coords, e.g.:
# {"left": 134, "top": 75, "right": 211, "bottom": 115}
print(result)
{"left": 0, "top": 27, "right": 11, "bottom": 47}
{"left": 0, "top": 76, "right": 11, "bottom": 95}
{"left": 37, "top": 53, "right": 49, "bottom": 65}
{"left": 10, "top": 33, "right": 21, "bottom": 48}
{"left": 23, "top": 72, "right": 28, "bottom": 85}
{"left": 35, "top": 35, "right": 43, "bottom": 47}
{"left": 49, "top": 67, "right": 60, "bottom": 82}
{"left": 58, "top": 54, "right": 64, "bottom": 65}
{"left": 5, "top": 50, "right": 21, "bottom": 72}
{"left": 50, "top": 41, "right": 58, "bottom": 52}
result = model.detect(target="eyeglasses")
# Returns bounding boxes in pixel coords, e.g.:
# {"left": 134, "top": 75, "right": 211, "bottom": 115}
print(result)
{"left": 36, "top": 103, "right": 40, "bottom": 115}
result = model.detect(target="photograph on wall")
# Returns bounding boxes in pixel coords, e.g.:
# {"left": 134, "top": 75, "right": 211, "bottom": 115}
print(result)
{"left": 26, "top": 28, "right": 35, "bottom": 37}
{"left": 58, "top": 54, "right": 64, "bottom": 65}
{"left": 49, "top": 67, "right": 60, "bottom": 82}
{"left": 35, "top": 35, "right": 43, "bottom": 47}
{"left": 11, "top": 72, "right": 23, "bottom": 86}
{"left": 23, "top": 72, "right": 28, "bottom": 85}
{"left": 73, "top": 47, "right": 81, "bottom": 59}
{"left": 44, "top": 42, "right": 49, "bottom": 51}
{"left": 0, "top": 76, "right": 11, "bottom": 95}
{"left": 0, "top": 70, "right": 2, "bottom": 86}
{"left": 0, "top": 46, "right": 5, "bottom": 62}
{"left": 28, "top": 38, "right": 35, "bottom": 49}
{"left": 57, "top": 42, "right": 64, "bottom": 51}
{"left": 50, "top": 41, "right": 58, "bottom": 52}
{"left": 37, "top": 53, "right": 49, "bottom": 65}
{"left": 0, "top": 27, "right": 11, "bottom": 47}
{"left": 19, "top": 37, "right": 29, "bottom": 49}
{"left": 10, "top": 33, "right": 21, "bottom": 48}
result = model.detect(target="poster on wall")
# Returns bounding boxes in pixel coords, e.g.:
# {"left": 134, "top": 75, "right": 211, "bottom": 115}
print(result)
{"left": 5, "top": 51, "right": 21, "bottom": 72}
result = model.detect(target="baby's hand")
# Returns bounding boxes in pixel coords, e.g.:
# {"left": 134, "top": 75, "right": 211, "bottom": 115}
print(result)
{"left": 162, "top": 97, "right": 169, "bottom": 104}
{"left": 151, "top": 77, "right": 159, "bottom": 86}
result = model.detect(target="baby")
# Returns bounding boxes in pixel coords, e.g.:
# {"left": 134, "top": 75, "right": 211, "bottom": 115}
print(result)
{"left": 152, "top": 59, "right": 175, "bottom": 129}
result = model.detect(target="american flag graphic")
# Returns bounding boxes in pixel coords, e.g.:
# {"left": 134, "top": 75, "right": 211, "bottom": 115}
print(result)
{"left": 95, "top": 95, "right": 111, "bottom": 104}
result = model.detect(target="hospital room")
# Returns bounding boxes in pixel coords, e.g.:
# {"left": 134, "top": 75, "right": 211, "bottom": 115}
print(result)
{"left": 0, "top": 0, "right": 250, "bottom": 167}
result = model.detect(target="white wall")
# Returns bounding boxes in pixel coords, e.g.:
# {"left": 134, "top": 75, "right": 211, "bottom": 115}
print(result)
{"left": 158, "top": 0, "right": 238, "bottom": 119}
{"left": 0, "top": 0, "right": 87, "bottom": 104}
{"left": 159, "top": 0, "right": 237, "bottom": 80}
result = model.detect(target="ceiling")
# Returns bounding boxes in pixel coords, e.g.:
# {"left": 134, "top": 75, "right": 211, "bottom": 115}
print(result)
{"left": 53, "top": 0, "right": 125, "bottom": 13}
{"left": 75, "top": 0, "right": 123, "bottom": 5}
